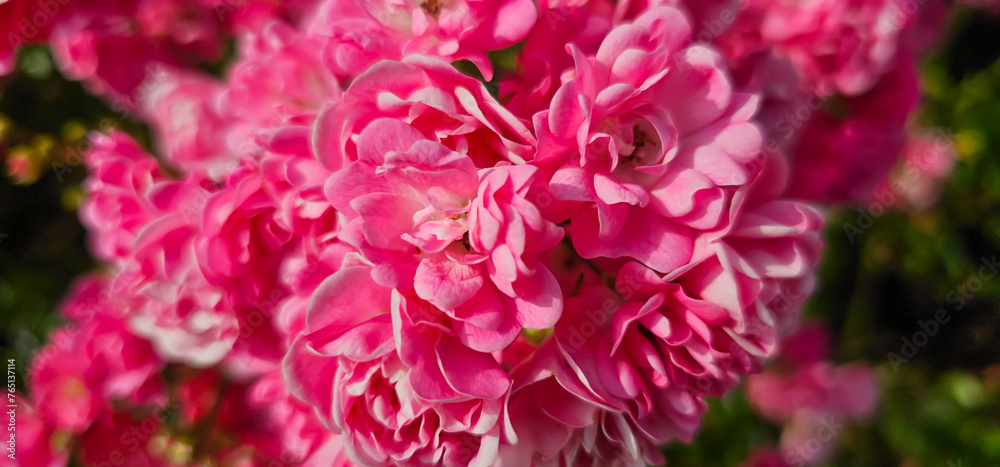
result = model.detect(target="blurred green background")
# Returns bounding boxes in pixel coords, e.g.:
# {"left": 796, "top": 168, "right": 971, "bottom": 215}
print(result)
{"left": 1, "top": 8, "right": 998, "bottom": 467}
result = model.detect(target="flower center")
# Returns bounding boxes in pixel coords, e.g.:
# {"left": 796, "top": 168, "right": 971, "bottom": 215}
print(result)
{"left": 614, "top": 119, "right": 666, "bottom": 173}
{"left": 624, "top": 125, "right": 655, "bottom": 161}
{"left": 405, "top": 203, "right": 471, "bottom": 254}
{"left": 60, "top": 377, "right": 89, "bottom": 400}
{"left": 420, "top": 0, "right": 442, "bottom": 16}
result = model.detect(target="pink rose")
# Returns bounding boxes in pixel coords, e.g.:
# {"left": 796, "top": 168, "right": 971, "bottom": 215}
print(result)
{"left": 498, "top": 341, "right": 669, "bottom": 466}
{"left": 80, "top": 132, "right": 166, "bottom": 267}
{"left": 113, "top": 174, "right": 240, "bottom": 367}
{"left": 28, "top": 277, "right": 163, "bottom": 432}
{"left": 327, "top": 119, "right": 563, "bottom": 351}
{"left": 196, "top": 151, "right": 341, "bottom": 372}
{"left": 535, "top": 6, "right": 763, "bottom": 273}
{"left": 141, "top": 66, "right": 239, "bottom": 177}
{"left": 227, "top": 21, "right": 342, "bottom": 128}
{"left": 314, "top": 55, "right": 536, "bottom": 172}
{"left": 306, "top": 0, "right": 537, "bottom": 79}
{"left": 748, "top": 0, "right": 910, "bottom": 96}
{"left": 284, "top": 266, "right": 512, "bottom": 466}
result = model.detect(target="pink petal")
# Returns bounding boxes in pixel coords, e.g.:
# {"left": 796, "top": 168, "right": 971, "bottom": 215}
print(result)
{"left": 511, "top": 265, "right": 563, "bottom": 329}
{"left": 307, "top": 266, "right": 393, "bottom": 335}
{"left": 436, "top": 336, "right": 510, "bottom": 399}
{"left": 569, "top": 205, "right": 693, "bottom": 273}
{"left": 414, "top": 257, "right": 485, "bottom": 310}
{"left": 356, "top": 118, "right": 427, "bottom": 165}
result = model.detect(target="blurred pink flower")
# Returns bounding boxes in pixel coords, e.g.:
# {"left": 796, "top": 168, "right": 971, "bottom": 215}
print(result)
{"left": 0, "top": 1, "right": 38, "bottom": 76}
{"left": 141, "top": 67, "right": 236, "bottom": 177}
{"left": 746, "top": 324, "right": 879, "bottom": 466}
{"left": 723, "top": 0, "right": 911, "bottom": 96}
{"left": 28, "top": 275, "right": 163, "bottom": 433}
{"left": 198, "top": 152, "right": 336, "bottom": 309}
{"left": 75, "top": 410, "right": 173, "bottom": 467}
{"left": 243, "top": 371, "right": 353, "bottom": 467}
{"left": 747, "top": 362, "right": 879, "bottom": 423}
{"left": 142, "top": 22, "right": 340, "bottom": 179}
{"left": 80, "top": 132, "right": 167, "bottom": 267}
{"left": 875, "top": 130, "right": 957, "bottom": 209}
{"left": 227, "top": 22, "right": 342, "bottom": 127}
{"left": 786, "top": 54, "right": 920, "bottom": 204}
{"left": 3, "top": 148, "right": 38, "bottom": 184}
{"left": 135, "top": 0, "right": 222, "bottom": 58}
{"left": 78, "top": 132, "right": 261, "bottom": 369}
{"left": 305, "top": 0, "right": 537, "bottom": 79}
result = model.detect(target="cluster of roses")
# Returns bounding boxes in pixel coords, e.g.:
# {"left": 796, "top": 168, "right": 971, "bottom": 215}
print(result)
{"left": 2, "top": 0, "right": 967, "bottom": 465}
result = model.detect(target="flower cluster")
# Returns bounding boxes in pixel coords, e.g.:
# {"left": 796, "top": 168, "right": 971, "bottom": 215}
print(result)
{"left": 6, "top": 274, "right": 350, "bottom": 467}
{"left": 3, "top": 0, "right": 956, "bottom": 465}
